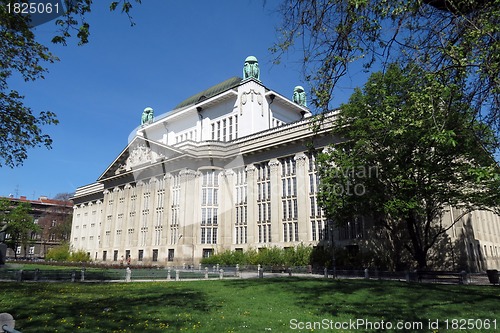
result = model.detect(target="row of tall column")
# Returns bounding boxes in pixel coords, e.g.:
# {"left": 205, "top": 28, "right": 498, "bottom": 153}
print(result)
{"left": 72, "top": 152, "right": 324, "bottom": 264}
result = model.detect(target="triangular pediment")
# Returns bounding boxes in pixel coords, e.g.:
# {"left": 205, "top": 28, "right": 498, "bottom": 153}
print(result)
{"left": 98, "top": 137, "right": 186, "bottom": 181}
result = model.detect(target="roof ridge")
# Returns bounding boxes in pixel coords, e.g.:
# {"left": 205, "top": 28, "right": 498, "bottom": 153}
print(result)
{"left": 174, "top": 76, "right": 242, "bottom": 109}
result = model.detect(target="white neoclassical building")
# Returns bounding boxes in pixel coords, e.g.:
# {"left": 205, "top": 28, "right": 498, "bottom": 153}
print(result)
{"left": 71, "top": 57, "right": 500, "bottom": 270}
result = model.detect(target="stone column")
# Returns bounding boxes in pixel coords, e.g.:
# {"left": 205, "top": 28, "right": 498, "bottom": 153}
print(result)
{"left": 221, "top": 169, "right": 235, "bottom": 247}
{"left": 268, "top": 159, "right": 281, "bottom": 243}
{"left": 294, "top": 153, "right": 309, "bottom": 242}
{"left": 162, "top": 174, "right": 172, "bottom": 253}
{"left": 110, "top": 187, "right": 120, "bottom": 253}
{"left": 145, "top": 178, "right": 157, "bottom": 254}
{"left": 246, "top": 164, "right": 257, "bottom": 245}
{"left": 179, "top": 169, "right": 198, "bottom": 263}
{"left": 101, "top": 189, "right": 112, "bottom": 260}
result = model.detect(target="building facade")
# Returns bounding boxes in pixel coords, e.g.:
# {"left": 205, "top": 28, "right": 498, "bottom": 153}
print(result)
{"left": 1, "top": 195, "right": 73, "bottom": 259}
{"left": 70, "top": 57, "right": 500, "bottom": 270}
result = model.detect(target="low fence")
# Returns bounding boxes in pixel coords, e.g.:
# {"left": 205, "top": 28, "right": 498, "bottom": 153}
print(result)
{"left": 0, "top": 265, "right": 239, "bottom": 282}
{"left": 0, "top": 265, "right": 497, "bottom": 285}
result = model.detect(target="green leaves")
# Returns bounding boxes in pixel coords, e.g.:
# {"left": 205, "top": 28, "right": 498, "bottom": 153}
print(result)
{"left": 274, "top": 0, "right": 500, "bottom": 150}
{"left": 1, "top": 1, "right": 142, "bottom": 167}
{"left": 0, "top": 199, "right": 40, "bottom": 258}
{"left": 317, "top": 63, "right": 499, "bottom": 268}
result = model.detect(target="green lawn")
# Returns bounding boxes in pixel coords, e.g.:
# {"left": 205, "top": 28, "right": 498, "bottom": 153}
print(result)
{"left": 0, "top": 278, "right": 498, "bottom": 332}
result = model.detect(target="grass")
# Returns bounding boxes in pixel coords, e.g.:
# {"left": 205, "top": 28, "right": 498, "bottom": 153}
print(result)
{"left": 0, "top": 277, "right": 498, "bottom": 332}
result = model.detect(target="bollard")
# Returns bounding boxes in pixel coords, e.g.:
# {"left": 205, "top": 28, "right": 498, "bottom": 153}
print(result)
{"left": 236, "top": 264, "right": 240, "bottom": 278}
{"left": 0, "top": 313, "right": 19, "bottom": 333}
{"left": 125, "top": 267, "right": 131, "bottom": 282}
{"left": 81, "top": 268, "right": 85, "bottom": 282}
{"left": 16, "top": 270, "right": 23, "bottom": 283}
{"left": 405, "top": 270, "right": 410, "bottom": 283}
{"left": 175, "top": 270, "right": 180, "bottom": 281}
{"left": 71, "top": 271, "right": 76, "bottom": 282}
{"left": 167, "top": 269, "right": 171, "bottom": 280}
{"left": 205, "top": 267, "right": 209, "bottom": 279}
{"left": 324, "top": 267, "right": 328, "bottom": 278}
{"left": 460, "top": 271, "right": 468, "bottom": 285}
{"left": 364, "top": 268, "right": 369, "bottom": 279}
{"left": 216, "top": 264, "right": 219, "bottom": 272}
{"left": 219, "top": 269, "right": 224, "bottom": 280}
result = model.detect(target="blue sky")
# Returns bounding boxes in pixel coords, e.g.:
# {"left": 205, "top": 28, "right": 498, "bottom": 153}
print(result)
{"left": 1, "top": 0, "right": 371, "bottom": 199}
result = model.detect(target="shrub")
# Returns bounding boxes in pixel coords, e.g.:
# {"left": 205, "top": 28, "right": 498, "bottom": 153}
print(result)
{"left": 46, "top": 243, "right": 70, "bottom": 262}
{"left": 70, "top": 249, "right": 91, "bottom": 262}
{"left": 200, "top": 244, "right": 313, "bottom": 266}
{"left": 45, "top": 243, "right": 91, "bottom": 263}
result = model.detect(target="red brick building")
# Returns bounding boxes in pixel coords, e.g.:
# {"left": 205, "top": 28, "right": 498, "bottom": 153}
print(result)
{"left": 1, "top": 196, "right": 73, "bottom": 259}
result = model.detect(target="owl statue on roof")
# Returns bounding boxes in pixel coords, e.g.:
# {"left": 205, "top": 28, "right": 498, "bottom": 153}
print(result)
{"left": 243, "top": 56, "right": 260, "bottom": 81}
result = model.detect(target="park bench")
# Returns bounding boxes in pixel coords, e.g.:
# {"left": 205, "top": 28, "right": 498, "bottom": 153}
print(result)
{"left": 417, "top": 271, "right": 465, "bottom": 284}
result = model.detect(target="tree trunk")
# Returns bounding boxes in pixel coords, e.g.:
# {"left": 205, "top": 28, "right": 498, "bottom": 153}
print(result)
{"left": 406, "top": 211, "right": 429, "bottom": 270}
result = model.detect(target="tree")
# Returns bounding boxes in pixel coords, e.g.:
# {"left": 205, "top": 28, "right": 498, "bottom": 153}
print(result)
{"left": 273, "top": 0, "right": 500, "bottom": 151}
{"left": 0, "top": 0, "right": 141, "bottom": 167}
{"left": 0, "top": 198, "right": 41, "bottom": 259}
{"left": 316, "top": 64, "right": 500, "bottom": 269}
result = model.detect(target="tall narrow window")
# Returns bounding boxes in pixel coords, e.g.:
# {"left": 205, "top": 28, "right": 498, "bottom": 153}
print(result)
{"left": 201, "top": 170, "right": 219, "bottom": 244}
{"left": 170, "top": 174, "right": 181, "bottom": 244}
{"left": 308, "top": 152, "right": 325, "bottom": 241}
{"left": 281, "top": 157, "right": 298, "bottom": 242}
{"left": 235, "top": 168, "right": 248, "bottom": 244}
{"left": 222, "top": 119, "right": 227, "bottom": 141}
{"left": 234, "top": 115, "right": 238, "bottom": 139}
{"left": 257, "top": 162, "right": 271, "bottom": 243}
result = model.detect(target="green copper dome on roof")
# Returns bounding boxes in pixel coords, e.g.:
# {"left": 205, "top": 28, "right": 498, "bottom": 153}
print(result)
{"left": 174, "top": 76, "right": 242, "bottom": 109}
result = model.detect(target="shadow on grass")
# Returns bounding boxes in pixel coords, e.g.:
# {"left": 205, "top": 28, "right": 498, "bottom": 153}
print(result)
{"left": 2, "top": 282, "right": 220, "bottom": 332}
{"left": 222, "top": 277, "right": 500, "bottom": 330}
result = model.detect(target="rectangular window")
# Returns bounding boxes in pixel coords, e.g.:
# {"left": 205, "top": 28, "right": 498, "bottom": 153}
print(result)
{"left": 138, "top": 250, "right": 144, "bottom": 261}
{"left": 203, "top": 249, "right": 213, "bottom": 258}
{"left": 152, "top": 249, "right": 158, "bottom": 262}
{"left": 201, "top": 170, "right": 219, "bottom": 244}
{"left": 168, "top": 249, "right": 174, "bottom": 262}
{"left": 256, "top": 162, "right": 271, "bottom": 243}
{"left": 234, "top": 115, "right": 238, "bottom": 138}
{"left": 223, "top": 119, "right": 227, "bottom": 141}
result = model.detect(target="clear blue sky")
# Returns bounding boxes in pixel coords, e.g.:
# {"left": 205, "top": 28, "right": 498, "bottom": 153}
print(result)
{"left": 0, "top": 0, "right": 370, "bottom": 199}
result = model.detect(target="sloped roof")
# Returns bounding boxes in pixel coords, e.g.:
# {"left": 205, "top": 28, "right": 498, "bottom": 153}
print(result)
{"left": 174, "top": 76, "right": 242, "bottom": 109}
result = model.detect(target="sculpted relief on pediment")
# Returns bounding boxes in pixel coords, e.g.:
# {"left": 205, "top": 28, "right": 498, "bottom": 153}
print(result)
{"left": 115, "top": 144, "right": 166, "bottom": 175}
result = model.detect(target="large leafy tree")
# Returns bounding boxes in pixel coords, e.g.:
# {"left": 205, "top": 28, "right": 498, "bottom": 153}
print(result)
{"left": 0, "top": 0, "right": 141, "bottom": 167}
{"left": 317, "top": 64, "right": 500, "bottom": 269}
{"left": 0, "top": 198, "right": 41, "bottom": 259}
{"left": 273, "top": 0, "right": 500, "bottom": 151}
